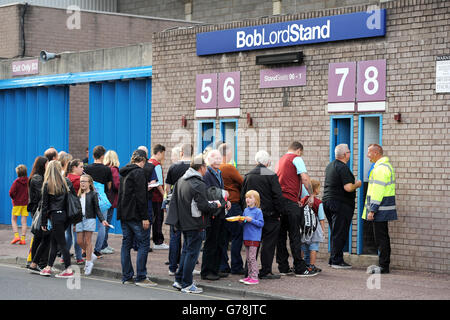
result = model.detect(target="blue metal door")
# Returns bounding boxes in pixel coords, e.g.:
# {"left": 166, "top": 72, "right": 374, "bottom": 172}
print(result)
{"left": 197, "top": 120, "right": 216, "bottom": 154}
{"left": 89, "top": 78, "right": 152, "bottom": 233}
{"left": 0, "top": 86, "right": 69, "bottom": 225}
{"left": 329, "top": 116, "right": 354, "bottom": 253}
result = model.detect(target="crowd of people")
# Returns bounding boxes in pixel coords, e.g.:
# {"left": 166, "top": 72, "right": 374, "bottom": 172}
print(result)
{"left": 9, "top": 140, "right": 396, "bottom": 293}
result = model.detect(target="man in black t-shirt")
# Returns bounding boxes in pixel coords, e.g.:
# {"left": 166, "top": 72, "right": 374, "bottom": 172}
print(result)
{"left": 323, "top": 144, "right": 361, "bottom": 269}
{"left": 83, "top": 145, "right": 112, "bottom": 258}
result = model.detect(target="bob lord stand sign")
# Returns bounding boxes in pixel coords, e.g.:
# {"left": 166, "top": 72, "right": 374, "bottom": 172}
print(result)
{"left": 196, "top": 9, "right": 386, "bottom": 56}
{"left": 260, "top": 66, "right": 306, "bottom": 88}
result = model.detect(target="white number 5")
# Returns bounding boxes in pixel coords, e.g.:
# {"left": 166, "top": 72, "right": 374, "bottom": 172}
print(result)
{"left": 201, "top": 78, "right": 212, "bottom": 104}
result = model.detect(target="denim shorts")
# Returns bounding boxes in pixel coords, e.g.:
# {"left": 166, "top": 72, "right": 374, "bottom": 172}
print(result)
{"left": 302, "top": 242, "right": 320, "bottom": 252}
{"left": 75, "top": 217, "right": 96, "bottom": 232}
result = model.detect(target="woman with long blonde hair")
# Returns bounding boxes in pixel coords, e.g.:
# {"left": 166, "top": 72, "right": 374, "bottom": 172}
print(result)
{"left": 39, "top": 160, "right": 75, "bottom": 278}
{"left": 101, "top": 150, "right": 120, "bottom": 254}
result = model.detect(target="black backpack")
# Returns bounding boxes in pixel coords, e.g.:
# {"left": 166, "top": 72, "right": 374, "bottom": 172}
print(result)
{"left": 301, "top": 204, "right": 318, "bottom": 242}
{"left": 206, "top": 186, "right": 226, "bottom": 217}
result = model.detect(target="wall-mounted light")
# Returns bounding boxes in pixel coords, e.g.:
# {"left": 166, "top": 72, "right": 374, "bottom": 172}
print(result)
{"left": 256, "top": 51, "right": 303, "bottom": 65}
{"left": 247, "top": 113, "right": 253, "bottom": 127}
{"left": 394, "top": 113, "right": 401, "bottom": 122}
{"left": 181, "top": 115, "right": 187, "bottom": 128}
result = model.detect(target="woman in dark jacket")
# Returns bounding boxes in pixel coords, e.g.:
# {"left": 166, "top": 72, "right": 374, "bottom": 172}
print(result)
{"left": 27, "top": 156, "right": 48, "bottom": 271}
{"left": 38, "top": 160, "right": 75, "bottom": 278}
{"left": 75, "top": 174, "right": 109, "bottom": 275}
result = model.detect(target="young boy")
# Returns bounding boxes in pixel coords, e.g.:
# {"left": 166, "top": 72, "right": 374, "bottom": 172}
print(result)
{"left": 9, "top": 164, "right": 29, "bottom": 245}
{"left": 300, "top": 179, "right": 326, "bottom": 273}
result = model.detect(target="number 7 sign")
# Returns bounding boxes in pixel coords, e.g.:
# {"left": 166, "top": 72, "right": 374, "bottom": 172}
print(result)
{"left": 328, "top": 62, "right": 356, "bottom": 103}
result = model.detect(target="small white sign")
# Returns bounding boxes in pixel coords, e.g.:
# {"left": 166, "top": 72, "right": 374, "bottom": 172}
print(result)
{"left": 436, "top": 55, "right": 450, "bottom": 93}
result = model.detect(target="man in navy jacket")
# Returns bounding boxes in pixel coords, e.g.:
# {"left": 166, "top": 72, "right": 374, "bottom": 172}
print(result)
{"left": 201, "top": 150, "right": 231, "bottom": 281}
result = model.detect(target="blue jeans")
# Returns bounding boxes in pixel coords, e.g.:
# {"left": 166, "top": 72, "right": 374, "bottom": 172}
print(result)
{"left": 120, "top": 220, "right": 150, "bottom": 282}
{"left": 94, "top": 210, "right": 108, "bottom": 253}
{"left": 220, "top": 203, "right": 244, "bottom": 273}
{"left": 101, "top": 207, "right": 115, "bottom": 250}
{"left": 65, "top": 225, "right": 82, "bottom": 260}
{"left": 168, "top": 225, "right": 182, "bottom": 273}
{"left": 175, "top": 230, "right": 203, "bottom": 288}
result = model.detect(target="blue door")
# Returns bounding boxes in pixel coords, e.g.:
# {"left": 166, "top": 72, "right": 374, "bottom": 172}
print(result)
{"left": 89, "top": 78, "right": 152, "bottom": 234}
{"left": 357, "top": 115, "right": 382, "bottom": 255}
{"left": 220, "top": 119, "right": 238, "bottom": 167}
{"left": 0, "top": 86, "right": 69, "bottom": 225}
{"left": 329, "top": 116, "right": 354, "bottom": 253}
{"left": 197, "top": 120, "right": 216, "bottom": 154}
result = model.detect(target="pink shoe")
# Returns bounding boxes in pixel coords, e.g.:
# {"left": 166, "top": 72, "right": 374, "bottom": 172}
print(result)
{"left": 39, "top": 268, "right": 51, "bottom": 277}
{"left": 55, "top": 270, "right": 74, "bottom": 279}
{"left": 243, "top": 278, "right": 259, "bottom": 285}
{"left": 239, "top": 277, "right": 250, "bottom": 283}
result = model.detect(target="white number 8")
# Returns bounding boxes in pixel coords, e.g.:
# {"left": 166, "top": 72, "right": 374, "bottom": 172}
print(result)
{"left": 364, "top": 66, "right": 379, "bottom": 95}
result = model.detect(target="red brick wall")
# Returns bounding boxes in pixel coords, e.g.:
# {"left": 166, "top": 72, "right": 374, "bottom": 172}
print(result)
{"left": 151, "top": 0, "right": 450, "bottom": 273}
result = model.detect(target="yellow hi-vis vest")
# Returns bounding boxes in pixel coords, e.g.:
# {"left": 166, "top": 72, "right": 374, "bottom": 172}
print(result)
{"left": 362, "top": 156, "right": 397, "bottom": 221}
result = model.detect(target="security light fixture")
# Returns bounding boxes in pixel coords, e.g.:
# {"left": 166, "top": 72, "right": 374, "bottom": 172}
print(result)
{"left": 256, "top": 51, "right": 303, "bottom": 65}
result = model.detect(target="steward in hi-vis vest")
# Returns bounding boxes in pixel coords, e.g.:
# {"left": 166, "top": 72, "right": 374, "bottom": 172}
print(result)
{"left": 363, "top": 156, "right": 397, "bottom": 222}
{"left": 363, "top": 144, "right": 396, "bottom": 274}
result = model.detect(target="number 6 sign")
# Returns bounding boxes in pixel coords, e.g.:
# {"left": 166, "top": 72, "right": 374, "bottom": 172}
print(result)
{"left": 218, "top": 71, "right": 240, "bottom": 108}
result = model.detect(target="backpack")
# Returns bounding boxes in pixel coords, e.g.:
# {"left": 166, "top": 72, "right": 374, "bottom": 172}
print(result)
{"left": 93, "top": 181, "right": 112, "bottom": 213}
{"left": 301, "top": 204, "right": 318, "bottom": 243}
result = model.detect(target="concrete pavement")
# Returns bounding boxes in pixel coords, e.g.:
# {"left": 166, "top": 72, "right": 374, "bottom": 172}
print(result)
{"left": 0, "top": 224, "right": 449, "bottom": 300}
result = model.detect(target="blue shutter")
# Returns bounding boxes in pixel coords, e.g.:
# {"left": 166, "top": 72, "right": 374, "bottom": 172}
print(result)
{"left": 89, "top": 78, "right": 152, "bottom": 233}
{"left": 0, "top": 86, "right": 69, "bottom": 225}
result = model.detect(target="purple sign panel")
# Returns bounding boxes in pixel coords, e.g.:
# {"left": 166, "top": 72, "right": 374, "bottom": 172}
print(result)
{"left": 218, "top": 71, "right": 240, "bottom": 108}
{"left": 12, "top": 59, "right": 39, "bottom": 76}
{"left": 196, "top": 73, "right": 217, "bottom": 109}
{"left": 328, "top": 62, "right": 356, "bottom": 103}
{"left": 356, "top": 59, "right": 386, "bottom": 102}
{"left": 260, "top": 66, "right": 306, "bottom": 89}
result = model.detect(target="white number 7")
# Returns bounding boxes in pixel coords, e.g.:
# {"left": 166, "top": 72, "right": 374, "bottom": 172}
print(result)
{"left": 335, "top": 67, "right": 349, "bottom": 97}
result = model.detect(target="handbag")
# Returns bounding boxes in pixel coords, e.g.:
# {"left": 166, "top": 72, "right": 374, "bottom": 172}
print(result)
{"left": 30, "top": 201, "right": 43, "bottom": 235}
{"left": 67, "top": 191, "right": 83, "bottom": 224}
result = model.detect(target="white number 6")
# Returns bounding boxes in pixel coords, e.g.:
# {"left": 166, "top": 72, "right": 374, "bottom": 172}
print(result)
{"left": 223, "top": 77, "right": 235, "bottom": 103}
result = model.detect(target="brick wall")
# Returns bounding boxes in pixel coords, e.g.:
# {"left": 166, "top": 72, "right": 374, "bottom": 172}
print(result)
{"left": 117, "top": 0, "right": 377, "bottom": 23}
{"left": 151, "top": 0, "right": 450, "bottom": 273}
{"left": 0, "top": 5, "right": 20, "bottom": 58}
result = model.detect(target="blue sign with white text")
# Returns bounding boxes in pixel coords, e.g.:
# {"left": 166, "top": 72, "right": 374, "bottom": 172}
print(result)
{"left": 196, "top": 9, "right": 386, "bottom": 56}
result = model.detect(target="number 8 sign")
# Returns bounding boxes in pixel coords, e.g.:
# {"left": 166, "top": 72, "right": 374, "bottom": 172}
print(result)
{"left": 356, "top": 59, "right": 386, "bottom": 102}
